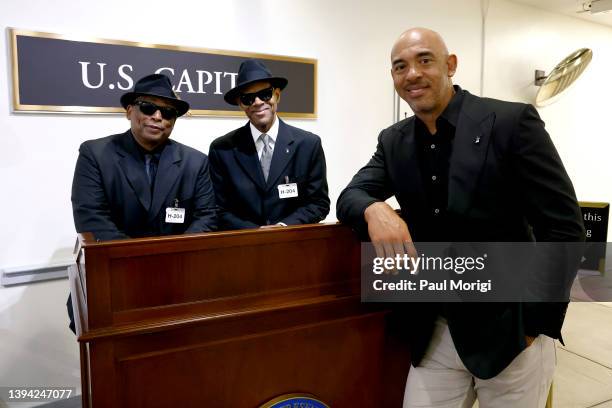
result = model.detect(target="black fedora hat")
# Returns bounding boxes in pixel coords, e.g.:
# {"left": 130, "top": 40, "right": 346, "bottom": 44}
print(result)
{"left": 224, "top": 59, "right": 288, "bottom": 106}
{"left": 120, "top": 74, "right": 190, "bottom": 116}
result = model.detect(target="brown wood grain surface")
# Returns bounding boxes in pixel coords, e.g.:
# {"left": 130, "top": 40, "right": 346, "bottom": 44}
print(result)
{"left": 70, "top": 223, "right": 411, "bottom": 407}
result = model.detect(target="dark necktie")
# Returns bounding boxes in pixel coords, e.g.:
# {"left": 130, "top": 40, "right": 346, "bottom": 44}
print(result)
{"left": 259, "top": 134, "right": 272, "bottom": 181}
{"left": 145, "top": 153, "right": 159, "bottom": 189}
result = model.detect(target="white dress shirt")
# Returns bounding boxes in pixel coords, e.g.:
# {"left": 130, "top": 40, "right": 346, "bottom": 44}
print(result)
{"left": 249, "top": 116, "right": 286, "bottom": 226}
{"left": 250, "top": 115, "right": 279, "bottom": 159}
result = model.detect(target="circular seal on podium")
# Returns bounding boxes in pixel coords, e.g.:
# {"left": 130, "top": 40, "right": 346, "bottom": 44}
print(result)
{"left": 259, "top": 393, "right": 329, "bottom": 408}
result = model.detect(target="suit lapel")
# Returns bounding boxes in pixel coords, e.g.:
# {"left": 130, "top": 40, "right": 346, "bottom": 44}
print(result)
{"left": 266, "top": 119, "right": 296, "bottom": 190}
{"left": 448, "top": 93, "right": 496, "bottom": 214}
{"left": 233, "top": 123, "right": 267, "bottom": 191}
{"left": 149, "top": 141, "right": 182, "bottom": 221}
{"left": 115, "top": 131, "right": 151, "bottom": 211}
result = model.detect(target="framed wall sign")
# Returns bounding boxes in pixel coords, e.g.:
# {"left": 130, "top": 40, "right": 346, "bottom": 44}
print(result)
{"left": 579, "top": 201, "right": 609, "bottom": 273}
{"left": 9, "top": 28, "right": 317, "bottom": 118}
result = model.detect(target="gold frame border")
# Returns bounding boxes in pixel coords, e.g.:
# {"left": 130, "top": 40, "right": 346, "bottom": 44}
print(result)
{"left": 9, "top": 28, "right": 317, "bottom": 119}
{"left": 579, "top": 201, "right": 609, "bottom": 209}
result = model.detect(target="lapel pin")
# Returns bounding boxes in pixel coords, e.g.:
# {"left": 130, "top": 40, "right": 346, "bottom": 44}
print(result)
{"left": 474, "top": 135, "right": 481, "bottom": 144}
{"left": 285, "top": 148, "right": 290, "bottom": 153}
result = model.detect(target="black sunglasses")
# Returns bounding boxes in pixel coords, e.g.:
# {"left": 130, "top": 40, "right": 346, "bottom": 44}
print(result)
{"left": 133, "top": 100, "right": 178, "bottom": 120}
{"left": 239, "top": 87, "right": 274, "bottom": 106}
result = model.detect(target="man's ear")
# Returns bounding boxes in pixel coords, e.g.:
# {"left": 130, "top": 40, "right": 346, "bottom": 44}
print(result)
{"left": 125, "top": 105, "right": 133, "bottom": 120}
{"left": 447, "top": 54, "right": 458, "bottom": 78}
{"left": 274, "top": 88, "right": 281, "bottom": 104}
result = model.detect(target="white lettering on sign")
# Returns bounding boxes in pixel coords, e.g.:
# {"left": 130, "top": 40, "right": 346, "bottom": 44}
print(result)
{"left": 79, "top": 62, "right": 106, "bottom": 89}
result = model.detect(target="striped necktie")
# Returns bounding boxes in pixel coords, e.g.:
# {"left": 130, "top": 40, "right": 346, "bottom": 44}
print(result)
{"left": 259, "top": 134, "right": 273, "bottom": 181}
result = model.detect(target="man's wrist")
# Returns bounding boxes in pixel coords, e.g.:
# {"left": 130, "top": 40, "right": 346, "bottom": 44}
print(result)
{"left": 364, "top": 201, "right": 388, "bottom": 223}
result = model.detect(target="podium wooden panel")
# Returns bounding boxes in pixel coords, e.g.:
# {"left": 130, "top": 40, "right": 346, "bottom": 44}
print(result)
{"left": 69, "top": 224, "right": 410, "bottom": 407}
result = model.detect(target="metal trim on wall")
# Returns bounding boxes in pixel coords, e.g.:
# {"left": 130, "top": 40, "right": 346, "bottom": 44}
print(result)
{"left": 1, "top": 262, "right": 71, "bottom": 286}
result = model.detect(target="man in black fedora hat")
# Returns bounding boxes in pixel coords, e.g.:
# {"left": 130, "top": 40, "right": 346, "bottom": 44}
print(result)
{"left": 208, "top": 59, "right": 329, "bottom": 229}
{"left": 68, "top": 73, "right": 217, "bottom": 331}
{"left": 71, "top": 73, "right": 217, "bottom": 240}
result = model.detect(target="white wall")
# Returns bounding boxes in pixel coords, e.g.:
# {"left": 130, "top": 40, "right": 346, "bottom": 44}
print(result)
{"left": 484, "top": 0, "right": 612, "bottom": 226}
{"left": 0, "top": 280, "right": 81, "bottom": 407}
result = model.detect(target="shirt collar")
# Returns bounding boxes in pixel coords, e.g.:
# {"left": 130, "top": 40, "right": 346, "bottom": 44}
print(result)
{"left": 250, "top": 115, "right": 279, "bottom": 144}
{"left": 129, "top": 130, "right": 167, "bottom": 161}
{"left": 414, "top": 85, "right": 464, "bottom": 136}
{"left": 439, "top": 85, "right": 464, "bottom": 128}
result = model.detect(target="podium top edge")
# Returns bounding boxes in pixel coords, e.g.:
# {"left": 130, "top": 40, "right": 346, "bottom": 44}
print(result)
{"left": 76, "top": 222, "right": 349, "bottom": 248}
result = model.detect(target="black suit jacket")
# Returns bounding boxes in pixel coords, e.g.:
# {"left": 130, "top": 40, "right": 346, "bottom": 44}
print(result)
{"left": 337, "top": 88, "right": 585, "bottom": 378}
{"left": 71, "top": 130, "right": 217, "bottom": 240}
{"left": 208, "top": 119, "right": 330, "bottom": 229}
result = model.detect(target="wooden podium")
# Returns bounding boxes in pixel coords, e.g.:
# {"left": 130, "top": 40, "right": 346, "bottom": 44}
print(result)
{"left": 69, "top": 224, "right": 410, "bottom": 407}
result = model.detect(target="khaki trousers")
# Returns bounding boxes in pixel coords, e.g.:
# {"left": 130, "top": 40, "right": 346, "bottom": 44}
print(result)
{"left": 403, "top": 318, "right": 556, "bottom": 408}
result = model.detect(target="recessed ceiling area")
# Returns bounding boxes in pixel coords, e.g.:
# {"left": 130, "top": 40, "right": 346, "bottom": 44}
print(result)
{"left": 511, "top": 0, "right": 612, "bottom": 28}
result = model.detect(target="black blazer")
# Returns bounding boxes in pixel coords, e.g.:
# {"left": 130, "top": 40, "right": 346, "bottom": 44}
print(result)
{"left": 71, "top": 130, "right": 217, "bottom": 240}
{"left": 208, "top": 119, "right": 330, "bottom": 229}
{"left": 337, "top": 89, "right": 585, "bottom": 378}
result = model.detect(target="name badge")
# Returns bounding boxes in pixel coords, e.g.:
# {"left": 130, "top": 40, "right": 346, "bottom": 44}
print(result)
{"left": 165, "top": 207, "right": 185, "bottom": 223}
{"left": 278, "top": 183, "right": 298, "bottom": 199}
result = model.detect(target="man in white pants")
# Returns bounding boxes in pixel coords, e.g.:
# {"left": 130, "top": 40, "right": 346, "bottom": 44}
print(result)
{"left": 337, "top": 27, "right": 584, "bottom": 407}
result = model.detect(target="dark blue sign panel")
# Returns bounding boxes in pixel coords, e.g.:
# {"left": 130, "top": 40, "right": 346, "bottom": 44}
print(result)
{"left": 10, "top": 29, "right": 317, "bottom": 117}
{"left": 579, "top": 201, "right": 609, "bottom": 273}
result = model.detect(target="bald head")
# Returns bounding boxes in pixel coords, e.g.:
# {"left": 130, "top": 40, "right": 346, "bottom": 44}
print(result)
{"left": 391, "top": 28, "right": 449, "bottom": 63}
{"left": 390, "top": 27, "right": 457, "bottom": 128}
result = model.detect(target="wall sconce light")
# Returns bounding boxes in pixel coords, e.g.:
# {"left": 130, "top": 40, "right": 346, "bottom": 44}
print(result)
{"left": 534, "top": 48, "right": 592, "bottom": 106}
{"left": 581, "top": 0, "right": 612, "bottom": 14}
